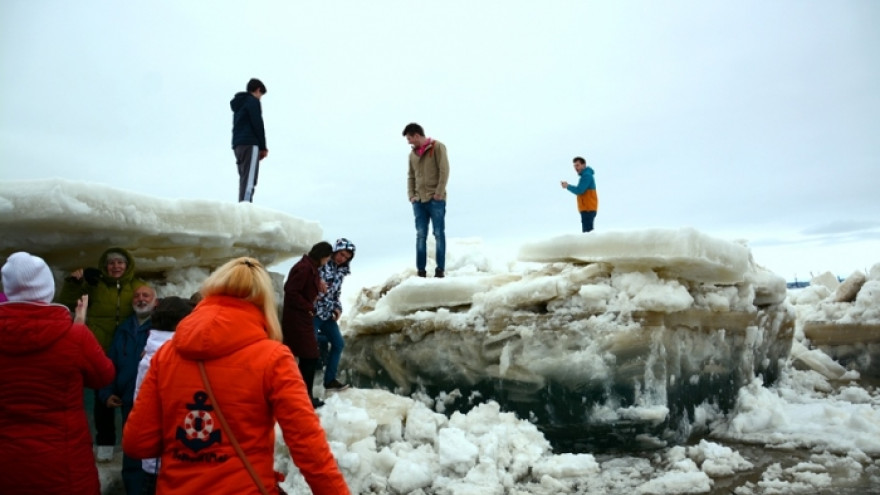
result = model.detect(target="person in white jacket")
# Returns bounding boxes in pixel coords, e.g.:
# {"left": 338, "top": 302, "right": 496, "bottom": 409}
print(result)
{"left": 132, "top": 296, "right": 195, "bottom": 495}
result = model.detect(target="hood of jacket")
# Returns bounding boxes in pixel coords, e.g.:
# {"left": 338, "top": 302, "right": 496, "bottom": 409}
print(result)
{"left": 143, "top": 329, "right": 174, "bottom": 359}
{"left": 172, "top": 295, "right": 269, "bottom": 361}
{"left": 230, "top": 92, "right": 251, "bottom": 112}
{"left": 333, "top": 237, "right": 356, "bottom": 270}
{"left": 98, "top": 247, "right": 138, "bottom": 284}
{"left": 0, "top": 302, "right": 73, "bottom": 355}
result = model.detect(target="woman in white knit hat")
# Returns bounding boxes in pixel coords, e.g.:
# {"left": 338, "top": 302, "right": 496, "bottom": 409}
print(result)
{"left": 0, "top": 251, "right": 115, "bottom": 495}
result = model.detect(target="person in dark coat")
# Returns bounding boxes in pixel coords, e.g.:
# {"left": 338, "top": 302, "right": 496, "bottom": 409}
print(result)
{"left": 282, "top": 242, "right": 333, "bottom": 408}
{"left": 230, "top": 77, "right": 268, "bottom": 202}
{"left": 0, "top": 252, "right": 114, "bottom": 495}
{"left": 99, "top": 285, "right": 157, "bottom": 495}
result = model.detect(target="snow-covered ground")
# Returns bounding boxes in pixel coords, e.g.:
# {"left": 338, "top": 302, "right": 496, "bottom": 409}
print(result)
{"left": 2, "top": 179, "right": 878, "bottom": 494}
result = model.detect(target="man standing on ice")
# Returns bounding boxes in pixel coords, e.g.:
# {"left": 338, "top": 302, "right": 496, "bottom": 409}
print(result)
{"left": 561, "top": 156, "right": 598, "bottom": 232}
{"left": 404, "top": 122, "right": 449, "bottom": 278}
{"left": 230, "top": 78, "right": 268, "bottom": 203}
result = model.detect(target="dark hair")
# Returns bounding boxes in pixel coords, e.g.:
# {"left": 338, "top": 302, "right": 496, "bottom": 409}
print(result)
{"left": 307, "top": 242, "right": 334, "bottom": 262}
{"left": 151, "top": 296, "right": 195, "bottom": 332}
{"left": 189, "top": 291, "right": 203, "bottom": 304}
{"left": 573, "top": 156, "right": 586, "bottom": 166}
{"left": 402, "top": 123, "right": 424, "bottom": 137}
{"left": 247, "top": 78, "right": 267, "bottom": 94}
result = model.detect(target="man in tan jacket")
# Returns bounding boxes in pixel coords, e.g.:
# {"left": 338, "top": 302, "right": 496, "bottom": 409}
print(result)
{"left": 403, "top": 122, "right": 449, "bottom": 278}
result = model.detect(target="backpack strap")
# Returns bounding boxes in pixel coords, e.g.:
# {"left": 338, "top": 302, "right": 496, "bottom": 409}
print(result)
{"left": 198, "top": 361, "right": 270, "bottom": 495}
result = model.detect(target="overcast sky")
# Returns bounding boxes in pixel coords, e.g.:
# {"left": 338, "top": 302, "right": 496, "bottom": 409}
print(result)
{"left": 2, "top": 0, "right": 878, "bottom": 281}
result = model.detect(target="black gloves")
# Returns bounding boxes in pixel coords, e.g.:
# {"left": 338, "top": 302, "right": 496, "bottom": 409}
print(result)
{"left": 83, "top": 267, "right": 102, "bottom": 286}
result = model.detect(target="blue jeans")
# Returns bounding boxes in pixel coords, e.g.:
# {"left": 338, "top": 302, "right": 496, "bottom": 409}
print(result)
{"left": 314, "top": 316, "right": 344, "bottom": 385}
{"left": 580, "top": 210, "right": 596, "bottom": 233}
{"left": 413, "top": 199, "right": 446, "bottom": 271}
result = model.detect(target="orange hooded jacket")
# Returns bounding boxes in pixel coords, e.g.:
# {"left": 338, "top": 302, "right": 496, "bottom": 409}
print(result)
{"left": 123, "top": 295, "right": 349, "bottom": 495}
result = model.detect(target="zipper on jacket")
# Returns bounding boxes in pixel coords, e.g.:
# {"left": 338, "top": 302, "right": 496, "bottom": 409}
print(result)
{"left": 115, "top": 281, "right": 122, "bottom": 326}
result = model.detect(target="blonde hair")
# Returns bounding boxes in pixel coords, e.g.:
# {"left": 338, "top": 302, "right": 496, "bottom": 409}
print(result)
{"left": 200, "top": 257, "right": 282, "bottom": 341}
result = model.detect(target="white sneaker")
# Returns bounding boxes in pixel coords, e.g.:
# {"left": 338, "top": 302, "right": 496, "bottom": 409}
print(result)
{"left": 96, "top": 446, "right": 114, "bottom": 462}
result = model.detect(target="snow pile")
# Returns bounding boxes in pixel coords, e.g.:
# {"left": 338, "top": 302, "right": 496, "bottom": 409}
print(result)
{"left": 712, "top": 368, "right": 880, "bottom": 454}
{"left": 518, "top": 228, "right": 752, "bottom": 285}
{"left": 788, "top": 265, "right": 880, "bottom": 378}
{"left": 274, "top": 389, "right": 588, "bottom": 494}
{"left": 268, "top": 366, "right": 880, "bottom": 494}
{"left": 0, "top": 178, "right": 321, "bottom": 275}
{"left": 272, "top": 388, "right": 772, "bottom": 495}
{"left": 789, "top": 265, "right": 880, "bottom": 324}
{"left": 350, "top": 228, "right": 784, "bottom": 332}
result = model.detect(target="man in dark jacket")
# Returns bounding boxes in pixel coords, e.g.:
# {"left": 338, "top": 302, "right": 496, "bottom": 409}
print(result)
{"left": 99, "top": 285, "right": 156, "bottom": 495}
{"left": 230, "top": 78, "right": 268, "bottom": 203}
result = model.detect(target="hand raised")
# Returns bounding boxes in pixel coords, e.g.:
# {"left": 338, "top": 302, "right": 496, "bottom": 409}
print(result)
{"left": 74, "top": 295, "right": 89, "bottom": 324}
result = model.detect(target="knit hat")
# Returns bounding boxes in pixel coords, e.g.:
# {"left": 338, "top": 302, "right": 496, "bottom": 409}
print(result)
{"left": 105, "top": 252, "right": 127, "bottom": 264}
{"left": 1, "top": 252, "right": 56, "bottom": 303}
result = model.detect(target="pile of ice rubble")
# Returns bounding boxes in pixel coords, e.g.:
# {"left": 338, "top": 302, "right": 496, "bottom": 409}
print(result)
{"left": 788, "top": 265, "right": 880, "bottom": 379}
{"left": 278, "top": 385, "right": 770, "bottom": 495}
{"left": 276, "top": 374, "right": 878, "bottom": 494}
{"left": 338, "top": 229, "right": 795, "bottom": 451}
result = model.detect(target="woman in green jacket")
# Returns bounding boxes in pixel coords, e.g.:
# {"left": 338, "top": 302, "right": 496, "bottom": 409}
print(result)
{"left": 58, "top": 246, "right": 146, "bottom": 460}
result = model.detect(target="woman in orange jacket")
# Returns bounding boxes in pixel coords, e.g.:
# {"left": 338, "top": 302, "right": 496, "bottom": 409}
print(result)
{"left": 123, "top": 257, "right": 349, "bottom": 495}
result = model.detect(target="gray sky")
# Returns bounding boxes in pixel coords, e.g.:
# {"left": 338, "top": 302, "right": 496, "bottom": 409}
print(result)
{"left": 2, "top": 0, "right": 879, "bottom": 281}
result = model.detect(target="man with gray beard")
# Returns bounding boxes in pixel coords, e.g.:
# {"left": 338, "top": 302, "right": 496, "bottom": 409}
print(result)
{"left": 98, "top": 285, "right": 157, "bottom": 494}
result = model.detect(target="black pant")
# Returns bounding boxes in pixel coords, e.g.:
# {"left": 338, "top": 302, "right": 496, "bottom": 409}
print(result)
{"left": 141, "top": 472, "right": 157, "bottom": 495}
{"left": 234, "top": 145, "right": 260, "bottom": 202}
{"left": 122, "top": 403, "right": 144, "bottom": 495}
{"left": 580, "top": 210, "right": 597, "bottom": 233}
{"left": 93, "top": 392, "right": 116, "bottom": 446}
{"left": 298, "top": 358, "right": 319, "bottom": 400}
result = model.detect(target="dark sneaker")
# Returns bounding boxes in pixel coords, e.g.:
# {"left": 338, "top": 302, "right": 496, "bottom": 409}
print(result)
{"left": 434, "top": 268, "right": 445, "bottom": 278}
{"left": 417, "top": 270, "right": 427, "bottom": 278}
{"left": 311, "top": 398, "right": 325, "bottom": 409}
{"left": 324, "top": 380, "right": 350, "bottom": 391}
